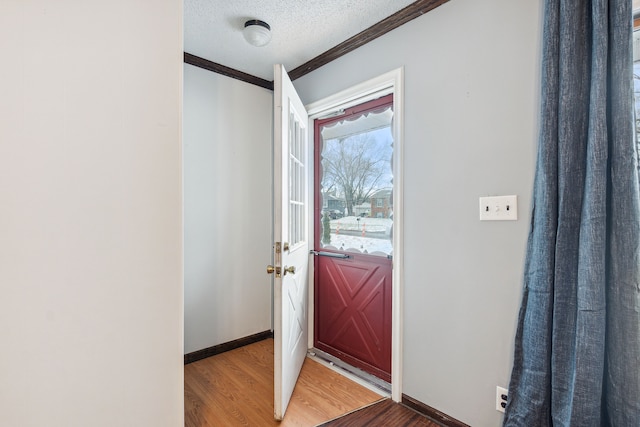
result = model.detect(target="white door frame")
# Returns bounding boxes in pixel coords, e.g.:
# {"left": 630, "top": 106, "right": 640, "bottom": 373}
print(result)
{"left": 305, "top": 67, "right": 404, "bottom": 402}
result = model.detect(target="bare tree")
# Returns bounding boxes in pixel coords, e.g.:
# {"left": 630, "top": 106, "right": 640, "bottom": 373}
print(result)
{"left": 321, "top": 133, "right": 391, "bottom": 216}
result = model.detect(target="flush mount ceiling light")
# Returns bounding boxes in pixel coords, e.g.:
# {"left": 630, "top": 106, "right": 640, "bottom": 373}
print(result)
{"left": 243, "top": 19, "right": 272, "bottom": 47}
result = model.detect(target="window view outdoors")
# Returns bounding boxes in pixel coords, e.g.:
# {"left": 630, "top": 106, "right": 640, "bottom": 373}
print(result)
{"left": 317, "top": 101, "right": 394, "bottom": 257}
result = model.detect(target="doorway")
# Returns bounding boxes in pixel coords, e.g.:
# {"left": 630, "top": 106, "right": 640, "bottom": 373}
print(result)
{"left": 313, "top": 94, "right": 394, "bottom": 383}
{"left": 305, "top": 68, "right": 404, "bottom": 400}
{"left": 270, "top": 67, "right": 404, "bottom": 418}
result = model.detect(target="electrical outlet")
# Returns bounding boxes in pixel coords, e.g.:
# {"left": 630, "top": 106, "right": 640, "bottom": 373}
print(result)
{"left": 496, "top": 386, "right": 508, "bottom": 413}
{"left": 479, "top": 195, "right": 518, "bottom": 221}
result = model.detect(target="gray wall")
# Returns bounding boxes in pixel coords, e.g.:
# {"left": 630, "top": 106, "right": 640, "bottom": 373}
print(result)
{"left": 294, "top": 0, "right": 542, "bottom": 425}
{"left": 0, "top": 1, "right": 183, "bottom": 425}
{"left": 183, "top": 64, "right": 273, "bottom": 354}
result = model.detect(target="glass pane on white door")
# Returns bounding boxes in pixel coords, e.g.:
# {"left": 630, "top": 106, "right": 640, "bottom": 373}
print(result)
{"left": 289, "top": 108, "right": 306, "bottom": 247}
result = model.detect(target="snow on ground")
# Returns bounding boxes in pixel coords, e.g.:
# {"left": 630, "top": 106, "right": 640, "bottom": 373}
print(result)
{"left": 321, "top": 233, "right": 392, "bottom": 255}
{"left": 322, "top": 218, "right": 392, "bottom": 255}
{"left": 329, "top": 216, "right": 392, "bottom": 234}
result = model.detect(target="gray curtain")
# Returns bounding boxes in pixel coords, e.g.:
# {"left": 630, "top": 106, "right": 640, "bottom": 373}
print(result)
{"left": 504, "top": 1, "right": 640, "bottom": 426}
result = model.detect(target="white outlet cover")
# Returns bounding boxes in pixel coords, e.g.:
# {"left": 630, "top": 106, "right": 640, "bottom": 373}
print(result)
{"left": 496, "top": 386, "right": 508, "bottom": 413}
{"left": 479, "top": 195, "right": 518, "bottom": 221}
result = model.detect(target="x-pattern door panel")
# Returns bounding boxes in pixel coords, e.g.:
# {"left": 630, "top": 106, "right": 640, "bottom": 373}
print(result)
{"left": 315, "top": 254, "right": 392, "bottom": 382}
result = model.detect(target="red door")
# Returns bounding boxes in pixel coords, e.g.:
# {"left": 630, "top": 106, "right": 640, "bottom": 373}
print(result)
{"left": 314, "top": 252, "right": 392, "bottom": 381}
{"left": 313, "top": 95, "right": 393, "bottom": 382}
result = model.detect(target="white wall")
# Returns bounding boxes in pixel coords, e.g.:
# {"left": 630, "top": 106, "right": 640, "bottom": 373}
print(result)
{"left": 0, "top": 1, "right": 183, "bottom": 426}
{"left": 295, "top": 0, "right": 542, "bottom": 425}
{"left": 183, "top": 64, "right": 273, "bottom": 354}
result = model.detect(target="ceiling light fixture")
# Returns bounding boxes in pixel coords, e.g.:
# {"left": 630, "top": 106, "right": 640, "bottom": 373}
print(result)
{"left": 243, "top": 19, "right": 272, "bottom": 47}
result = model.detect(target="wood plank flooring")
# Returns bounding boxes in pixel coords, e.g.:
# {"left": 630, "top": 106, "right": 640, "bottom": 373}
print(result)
{"left": 319, "top": 399, "right": 440, "bottom": 426}
{"left": 184, "top": 338, "right": 384, "bottom": 426}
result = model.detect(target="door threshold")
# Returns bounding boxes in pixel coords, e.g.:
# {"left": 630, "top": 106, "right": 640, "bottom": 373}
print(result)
{"left": 308, "top": 348, "right": 391, "bottom": 397}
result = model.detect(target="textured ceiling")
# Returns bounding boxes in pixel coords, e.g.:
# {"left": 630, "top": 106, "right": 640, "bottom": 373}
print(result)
{"left": 184, "top": 0, "right": 416, "bottom": 81}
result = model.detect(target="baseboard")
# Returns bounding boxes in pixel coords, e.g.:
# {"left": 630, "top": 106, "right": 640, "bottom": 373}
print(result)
{"left": 184, "top": 330, "right": 274, "bottom": 364}
{"left": 401, "top": 394, "right": 470, "bottom": 427}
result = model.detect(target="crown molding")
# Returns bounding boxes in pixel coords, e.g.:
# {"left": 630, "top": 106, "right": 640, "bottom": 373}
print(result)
{"left": 289, "top": 0, "right": 449, "bottom": 80}
{"left": 184, "top": 0, "right": 449, "bottom": 88}
{"left": 183, "top": 52, "right": 274, "bottom": 90}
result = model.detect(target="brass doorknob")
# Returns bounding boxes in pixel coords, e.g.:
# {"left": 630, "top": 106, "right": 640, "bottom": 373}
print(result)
{"left": 283, "top": 265, "right": 295, "bottom": 275}
{"left": 267, "top": 265, "right": 275, "bottom": 274}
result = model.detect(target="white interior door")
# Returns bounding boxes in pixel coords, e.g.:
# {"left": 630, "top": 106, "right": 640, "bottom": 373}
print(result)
{"left": 272, "top": 64, "right": 310, "bottom": 420}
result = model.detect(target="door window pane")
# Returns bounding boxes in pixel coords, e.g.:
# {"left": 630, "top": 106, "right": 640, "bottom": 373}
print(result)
{"left": 316, "top": 95, "right": 393, "bottom": 257}
{"left": 289, "top": 109, "right": 306, "bottom": 246}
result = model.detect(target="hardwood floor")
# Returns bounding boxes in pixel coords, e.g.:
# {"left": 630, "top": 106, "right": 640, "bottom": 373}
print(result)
{"left": 184, "top": 338, "right": 384, "bottom": 426}
{"left": 319, "top": 399, "right": 441, "bottom": 426}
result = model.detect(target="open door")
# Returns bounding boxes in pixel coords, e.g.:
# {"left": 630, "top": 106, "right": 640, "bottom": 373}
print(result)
{"left": 270, "top": 64, "right": 310, "bottom": 420}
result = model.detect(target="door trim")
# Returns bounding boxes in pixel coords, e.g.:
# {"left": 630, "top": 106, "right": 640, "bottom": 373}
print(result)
{"left": 306, "top": 67, "right": 404, "bottom": 402}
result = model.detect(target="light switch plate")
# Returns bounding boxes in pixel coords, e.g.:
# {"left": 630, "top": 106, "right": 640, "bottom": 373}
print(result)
{"left": 479, "top": 195, "right": 518, "bottom": 221}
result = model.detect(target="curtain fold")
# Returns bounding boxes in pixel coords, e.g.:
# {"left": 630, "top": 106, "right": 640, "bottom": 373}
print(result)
{"left": 504, "top": 1, "right": 640, "bottom": 425}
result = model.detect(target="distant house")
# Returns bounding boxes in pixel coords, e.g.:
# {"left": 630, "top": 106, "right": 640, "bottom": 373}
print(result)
{"left": 322, "top": 191, "right": 345, "bottom": 218}
{"left": 370, "top": 189, "right": 392, "bottom": 218}
{"left": 353, "top": 202, "right": 371, "bottom": 217}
